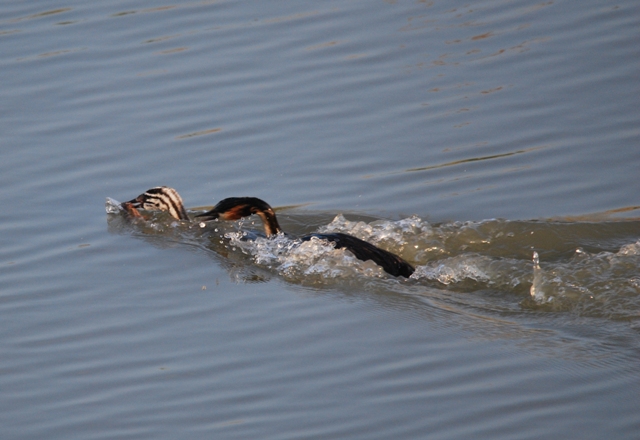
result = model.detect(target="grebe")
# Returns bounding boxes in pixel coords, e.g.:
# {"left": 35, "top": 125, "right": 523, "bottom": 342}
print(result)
{"left": 196, "top": 197, "right": 415, "bottom": 278}
{"left": 119, "top": 188, "right": 414, "bottom": 278}
{"left": 121, "top": 186, "right": 189, "bottom": 221}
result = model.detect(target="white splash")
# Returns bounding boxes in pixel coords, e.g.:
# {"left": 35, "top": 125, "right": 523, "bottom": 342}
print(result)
{"left": 319, "top": 214, "right": 432, "bottom": 246}
{"left": 105, "top": 197, "right": 122, "bottom": 214}
{"left": 410, "top": 254, "right": 491, "bottom": 285}
{"left": 618, "top": 240, "right": 640, "bottom": 256}
{"left": 226, "top": 232, "right": 385, "bottom": 279}
{"left": 530, "top": 251, "right": 549, "bottom": 303}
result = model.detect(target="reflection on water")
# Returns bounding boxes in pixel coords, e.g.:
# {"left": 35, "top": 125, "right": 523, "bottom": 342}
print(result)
{"left": 10, "top": 7, "right": 72, "bottom": 22}
{"left": 361, "top": 144, "right": 547, "bottom": 178}
{"left": 403, "top": 145, "right": 547, "bottom": 174}
{"left": 107, "top": 197, "right": 640, "bottom": 322}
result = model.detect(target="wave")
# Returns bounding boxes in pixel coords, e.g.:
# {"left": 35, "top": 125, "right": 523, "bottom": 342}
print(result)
{"left": 106, "top": 197, "right": 640, "bottom": 321}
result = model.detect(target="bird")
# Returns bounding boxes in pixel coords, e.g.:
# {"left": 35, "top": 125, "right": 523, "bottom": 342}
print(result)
{"left": 196, "top": 197, "right": 415, "bottom": 278}
{"left": 119, "top": 187, "right": 415, "bottom": 278}
{"left": 121, "top": 186, "right": 189, "bottom": 221}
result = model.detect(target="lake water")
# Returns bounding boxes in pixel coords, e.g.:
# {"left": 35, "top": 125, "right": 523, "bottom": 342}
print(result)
{"left": 2, "top": 0, "right": 639, "bottom": 439}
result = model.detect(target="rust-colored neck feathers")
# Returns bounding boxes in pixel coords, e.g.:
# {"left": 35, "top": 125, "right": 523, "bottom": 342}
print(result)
{"left": 196, "top": 197, "right": 282, "bottom": 236}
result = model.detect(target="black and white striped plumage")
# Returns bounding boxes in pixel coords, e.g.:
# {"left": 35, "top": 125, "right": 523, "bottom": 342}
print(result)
{"left": 122, "top": 186, "right": 189, "bottom": 220}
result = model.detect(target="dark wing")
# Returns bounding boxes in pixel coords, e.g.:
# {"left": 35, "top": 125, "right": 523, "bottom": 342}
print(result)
{"left": 303, "top": 232, "right": 414, "bottom": 278}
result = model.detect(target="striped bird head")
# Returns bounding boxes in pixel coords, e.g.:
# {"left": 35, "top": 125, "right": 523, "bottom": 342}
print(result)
{"left": 123, "top": 186, "right": 189, "bottom": 221}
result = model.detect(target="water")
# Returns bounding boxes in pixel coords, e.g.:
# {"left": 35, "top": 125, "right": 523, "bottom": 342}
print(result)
{"left": 2, "top": 0, "right": 640, "bottom": 439}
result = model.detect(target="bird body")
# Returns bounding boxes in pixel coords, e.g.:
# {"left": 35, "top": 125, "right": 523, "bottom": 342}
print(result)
{"left": 197, "top": 197, "right": 415, "bottom": 278}
{"left": 119, "top": 188, "right": 414, "bottom": 278}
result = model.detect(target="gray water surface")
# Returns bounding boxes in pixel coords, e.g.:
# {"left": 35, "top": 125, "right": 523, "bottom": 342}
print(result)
{"left": 2, "top": 1, "right": 639, "bottom": 439}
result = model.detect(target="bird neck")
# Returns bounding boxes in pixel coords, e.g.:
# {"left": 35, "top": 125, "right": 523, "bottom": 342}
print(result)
{"left": 255, "top": 207, "right": 281, "bottom": 237}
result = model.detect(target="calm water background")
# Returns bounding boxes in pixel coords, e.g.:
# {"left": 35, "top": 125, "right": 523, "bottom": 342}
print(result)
{"left": 1, "top": 0, "right": 639, "bottom": 439}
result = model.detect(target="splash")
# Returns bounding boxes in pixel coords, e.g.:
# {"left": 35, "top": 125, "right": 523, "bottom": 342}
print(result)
{"left": 105, "top": 197, "right": 123, "bottom": 214}
{"left": 412, "top": 254, "right": 491, "bottom": 285}
{"left": 530, "top": 251, "right": 550, "bottom": 303}
{"left": 319, "top": 213, "right": 432, "bottom": 246}
{"left": 107, "top": 200, "right": 640, "bottom": 320}
{"left": 225, "top": 232, "right": 386, "bottom": 280}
